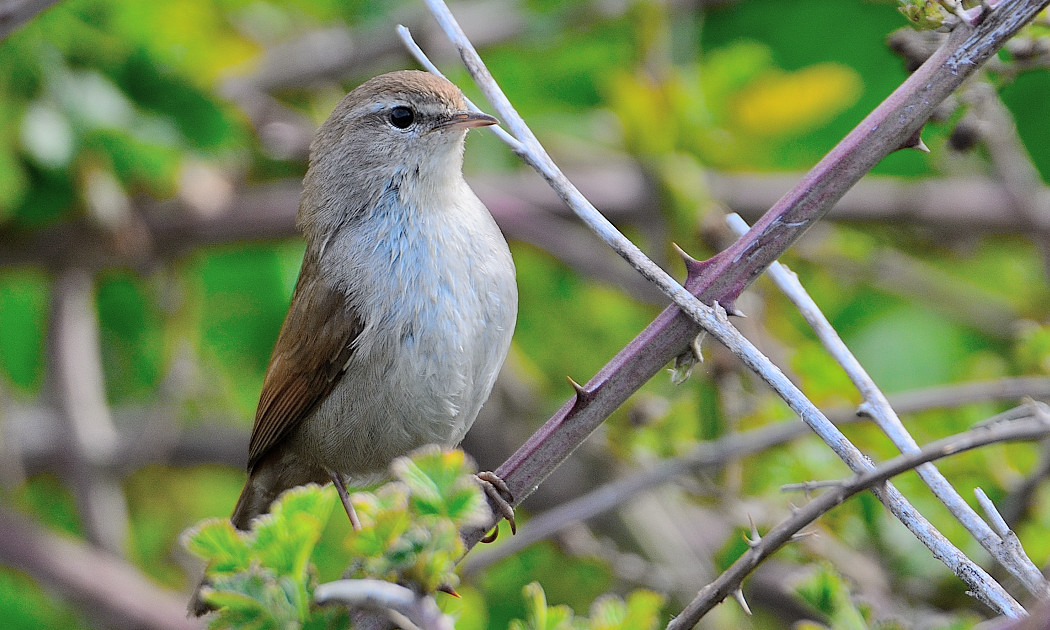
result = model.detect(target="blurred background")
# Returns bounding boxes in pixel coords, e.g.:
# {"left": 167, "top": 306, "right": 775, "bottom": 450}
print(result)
{"left": 1, "top": 0, "right": 1049, "bottom": 628}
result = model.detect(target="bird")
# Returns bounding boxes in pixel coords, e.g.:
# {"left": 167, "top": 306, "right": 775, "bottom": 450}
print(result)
{"left": 189, "top": 69, "right": 517, "bottom": 616}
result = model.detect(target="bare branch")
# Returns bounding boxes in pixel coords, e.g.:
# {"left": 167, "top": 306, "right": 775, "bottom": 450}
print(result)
{"left": 463, "top": 375, "right": 1050, "bottom": 574}
{"left": 668, "top": 402, "right": 1050, "bottom": 629}
{"left": 727, "top": 213, "right": 1050, "bottom": 598}
{"left": 413, "top": 0, "right": 1050, "bottom": 615}
{"left": 0, "top": 506, "right": 202, "bottom": 630}
{"left": 0, "top": 0, "right": 61, "bottom": 42}
{"left": 48, "top": 268, "right": 129, "bottom": 556}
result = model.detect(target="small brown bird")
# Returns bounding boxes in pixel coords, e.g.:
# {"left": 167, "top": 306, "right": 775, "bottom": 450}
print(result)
{"left": 189, "top": 70, "right": 517, "bottom": 615}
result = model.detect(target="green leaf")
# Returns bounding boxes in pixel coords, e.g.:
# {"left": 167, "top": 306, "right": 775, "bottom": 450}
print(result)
{"left": 207, "top": 570, "right": 301, "bottom": 630}
{"left": 898, "top": 0, "right": 948, "bottom": 30}
{"left": 512, "top": 582, "right": 580, "bottom": 630}
{"left": 391, "top": 447, "right": 488, "bottom": 528}
{"left": 794, "top": 564, "right": 869, "bottom": 630}
{"left": 393, "top": 452, "right": 444, "bottom": 507}
{"left": 183, "top": 518, "right": 251, "bottom": 574}
{"left": 588, "top": 591, "right": 665, "bottom": 630}
{"left": 252, "top": 485, "right": 334, "bottom": 577}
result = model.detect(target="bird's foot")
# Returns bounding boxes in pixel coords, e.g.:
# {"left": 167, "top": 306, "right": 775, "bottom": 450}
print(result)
{"left": 476, "top": 471, "right": 516, "bottom": 543}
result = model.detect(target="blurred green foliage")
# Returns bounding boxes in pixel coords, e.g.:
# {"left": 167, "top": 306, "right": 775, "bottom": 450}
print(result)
{"left": 508, "top": 582, "right": 664, "bottom": 630}
{"left": 186, "top": 448, "right": 508, "bottom": 629}
{"left": 0, "top": 0, "right": 1049, "bottom": 628}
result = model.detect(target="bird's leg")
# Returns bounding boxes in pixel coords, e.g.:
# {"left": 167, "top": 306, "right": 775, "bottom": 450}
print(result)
{"left": 329, "top": 471, "right": 361, "bottom": 530}
{"left": 476, "top": 471, "right": 516, "bottom": 543}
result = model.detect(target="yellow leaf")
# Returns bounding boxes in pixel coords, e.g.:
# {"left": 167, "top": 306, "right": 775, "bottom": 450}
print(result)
{"left": 731, "top": 63, "right": 862, "bottom": 137}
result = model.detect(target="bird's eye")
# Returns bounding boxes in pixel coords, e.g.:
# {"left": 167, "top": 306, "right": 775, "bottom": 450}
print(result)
{"left": 389, "top": 106, "right": 415, "bottom": 129}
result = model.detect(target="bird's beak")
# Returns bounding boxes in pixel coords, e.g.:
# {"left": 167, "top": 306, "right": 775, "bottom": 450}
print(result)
{"left": 436, "top": 110, "right": 499, "bottom": 131}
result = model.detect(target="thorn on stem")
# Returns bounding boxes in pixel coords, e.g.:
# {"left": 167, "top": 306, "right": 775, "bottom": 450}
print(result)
{"left": 567, "top": 376, "right": 594, "bottom": 409}
{"left": 897, "top": 127, "right": 930, "bottom": 153}
{"left": 673, "top": 242, "right": 710, "bottom": 286}
{"left": 744, "top": 514, "right": 762, "bottom": 547}
{"left": 731, "top": 589, "right": 752, "bottom": 616}
{"left": 711, "top": 300, "right": 740, "bottom": 323}
{"left": 568, "top": 376, "right": 587, "bottom": 397}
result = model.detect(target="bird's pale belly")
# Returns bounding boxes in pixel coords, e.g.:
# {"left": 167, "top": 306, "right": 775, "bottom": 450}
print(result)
{"left": 288, "top": 282, "right": 511, "bottom": 480}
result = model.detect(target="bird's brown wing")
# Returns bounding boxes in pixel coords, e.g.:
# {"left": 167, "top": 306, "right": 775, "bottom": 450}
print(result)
{"left": 246, "top": 252, "right": 363, "bottom": 471}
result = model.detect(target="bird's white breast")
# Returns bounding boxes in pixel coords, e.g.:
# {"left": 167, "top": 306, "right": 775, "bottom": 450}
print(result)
{"left": 304, "top": 170, "right": 516, "bottom": 475}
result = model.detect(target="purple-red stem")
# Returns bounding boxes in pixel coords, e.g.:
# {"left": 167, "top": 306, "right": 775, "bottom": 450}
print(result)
{"left": 464, "top": 0, "right": 1050, "bottom": 549}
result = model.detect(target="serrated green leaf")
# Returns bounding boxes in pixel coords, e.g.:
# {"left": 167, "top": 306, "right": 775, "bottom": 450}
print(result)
{"left": 207, "top": 570, "right": 301, "bottom": 630}
{"left": 393, "top": 447, "right": 488, "bottom": 527}
{"left": 270, "top": 484, "right": 336, "bottom": 524}
{"left": 182, "top": 518, "right": 250, "bottom": 574}
{"left": 252, "top": 485, "right": 333, "bottom": 580}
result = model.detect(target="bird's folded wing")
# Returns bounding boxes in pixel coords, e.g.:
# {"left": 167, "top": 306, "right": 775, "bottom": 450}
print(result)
{"left": 247, "top": 253, "right": 363, "bottom": 471}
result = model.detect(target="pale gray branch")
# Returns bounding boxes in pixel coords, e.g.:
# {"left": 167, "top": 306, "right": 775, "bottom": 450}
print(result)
{"left": 727, "top": 212, "right": 1050, "bottom": 598}
{"left": 49, "top": 268, "right": 129, "bottom": 556}
{"left": 668, "top": 402, "right": 1050, "bottom": 629}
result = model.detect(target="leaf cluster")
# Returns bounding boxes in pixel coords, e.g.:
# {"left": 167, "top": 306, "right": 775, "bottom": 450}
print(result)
{"left": 182, "top": 447, "right": 489, "bottom": 629}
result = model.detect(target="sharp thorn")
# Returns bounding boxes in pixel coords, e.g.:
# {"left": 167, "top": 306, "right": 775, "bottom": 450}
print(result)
{"left": 672, "top": 242, "right": 699, "bottom": 265}
{"left": 897, "top": 127, "right": 930, "bottom": 153}
{"left": 672, "top": 242, "right": 709, "bottom": 284}
{"left": 567, "top": 376, "right": 590, "bottom": 401}
{"left": 712, "top": 301, "right": 731, "bottom": 323}
{"left": 732, "top": 589, "right": 752, "bottom": 616}
{"left": 747, "top": 514, "right": 762, "bottom": 547}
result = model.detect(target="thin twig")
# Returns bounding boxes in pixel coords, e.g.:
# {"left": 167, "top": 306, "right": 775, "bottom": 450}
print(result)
{"left": 726, "top": 213, "right": 1050, "bottom": 598}
{"left": 667, "top": 402, "right": 1050, "bottom": 629}
{"left": 462, "top": 419, "right": 831, "bottom": 575}
{"left": 462, "top": 375, "right": 1050, "bottom": 574}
